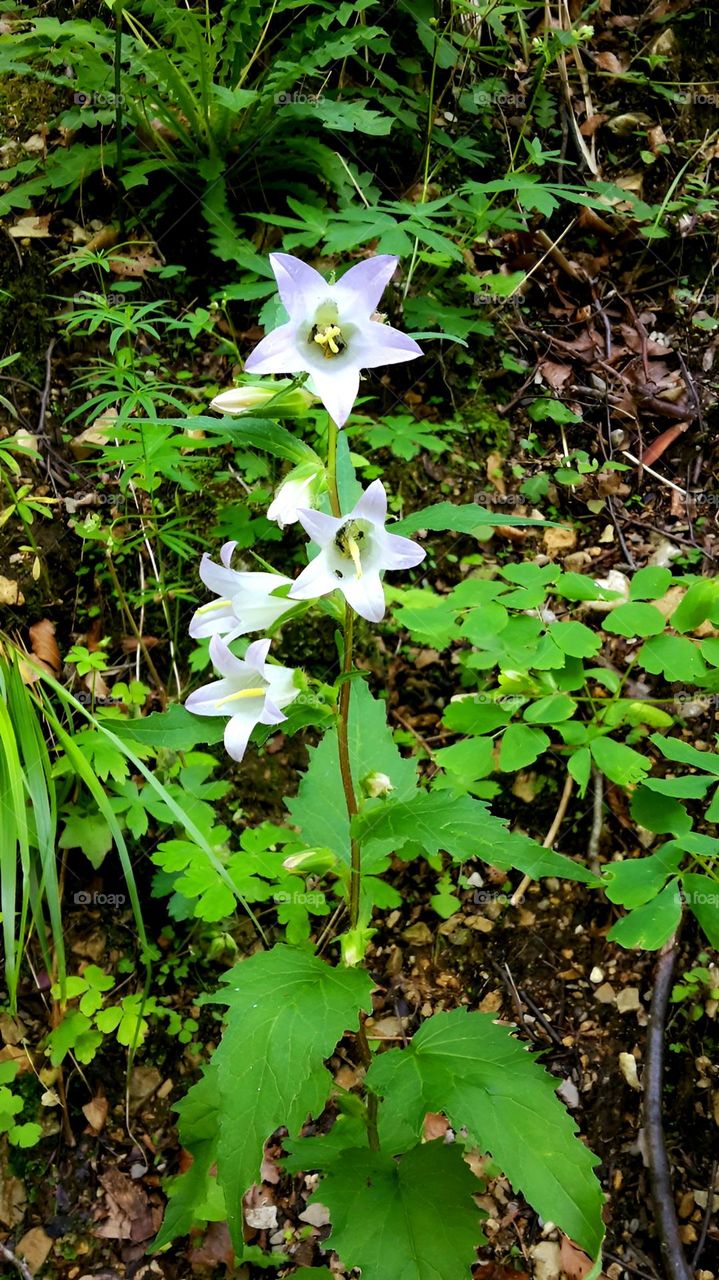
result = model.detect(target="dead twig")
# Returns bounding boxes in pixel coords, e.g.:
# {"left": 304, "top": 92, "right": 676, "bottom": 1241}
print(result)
{"left": 0, "top": 1239, "right": 34, "bottom": 1280}
{"left": 510, "top": 772, "right": 574, "bottom": 906}
{"left": 587, "top": 766, "right": 603, "bottom": 875}
{"left": 644, "top": 934, "right": 693, "bottom": 1280}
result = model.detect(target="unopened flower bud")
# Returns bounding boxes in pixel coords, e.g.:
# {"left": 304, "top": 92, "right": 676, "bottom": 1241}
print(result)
{"left": 361, "top": 770, "right": 394, "bottom": 799}
{"left": 341, "top": 926, "right": 375, "bottom": 967}
{"left": 283, "top": 847, "right": 338, "bottom": 875}
{"left": 210, "top": 379, "right": 318, "bottom": 419}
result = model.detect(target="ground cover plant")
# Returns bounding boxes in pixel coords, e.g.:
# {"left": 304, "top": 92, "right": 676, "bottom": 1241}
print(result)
{"left": 0, "top": 1, "right": 718, "bottom": 1279}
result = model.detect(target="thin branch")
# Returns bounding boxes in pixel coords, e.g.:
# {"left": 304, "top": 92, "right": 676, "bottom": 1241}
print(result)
{"left": 644, "top": 935, "right": 693, "bottom": 1280}
{"left": 0, "top": 1240, "right": 34, "bottom": 1280}
{"left": 511, "top": 772, "right": 574, "bottom": 906}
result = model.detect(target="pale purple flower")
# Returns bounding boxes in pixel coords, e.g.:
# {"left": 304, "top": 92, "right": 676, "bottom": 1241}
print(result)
{"left": 288, "top": 479, "right": 425, "bottom": 622}
{"left": 185, "top": 635, "right": 299, "bottom": 762}
{"left": 189, "top": 541, "right": 294, "bottom": 642}
{"left": 243, "top": 253, "right": 422, "bottom": 428}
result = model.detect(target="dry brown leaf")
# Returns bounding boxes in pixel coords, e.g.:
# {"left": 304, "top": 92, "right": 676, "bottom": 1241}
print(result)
{"left": 17, "top": 1226, "right": 53, "bottom": 1276}
{"left": 9, "top": 214, "right": 52, "bottom": 239}
{"left": 82, "top": 1095, "right": 108, "bottom": 1132}
{"left": 595, "top": 51, "right": 627, "bottom": 74}
{"left": 579, "top": 113, "right": 608, "bottom": 137}
{"left": 559, "top": 1236, "right": 595, "bottom": 1280}
{"left": 423, "top": 1111, "right": 450, "bottom": 1141}
{"left": 188, "top": 1221, "right": 234, "bottom": 1273}
{"left": 70, "top": 407, "right": 118, "bottom": 459}
{"left": 539, "top": 360, "right": 573, "bottom": 390}
{"left": 0, "top": 576, "right": 24, "bottom": 606}
{"left": 29, "top": 619, "right": 61, "bottom": 674}
{"left": 486, "top": 451, "right": 506, "bottom": 495}
{"left": 543, "top": 526, "right": 578, "bottom": 556}
{"left": 0, "top": 1154, "right": 27, "bottom": 1226}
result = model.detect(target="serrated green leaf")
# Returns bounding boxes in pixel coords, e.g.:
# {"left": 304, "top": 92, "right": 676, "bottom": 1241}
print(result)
{"left": 393, "top": 503, "right": 549, "bottom": 538}
{"left": 104, "top": 704, "right": 224, "bottom": 750}
{"left": 368, "top": 1010, "right": 604, "bottom": 1255}
{"left": 287, "top": 680, "right": 417, "bottom": 870}
{"left": 211, "top": 947, "right": 373, "bottom": 1249}
{"left": 353, "top": 791, "right": 598, "bottom": 885}
{"left": 312, "top": 1140, "right": 484, "bottom": 1280}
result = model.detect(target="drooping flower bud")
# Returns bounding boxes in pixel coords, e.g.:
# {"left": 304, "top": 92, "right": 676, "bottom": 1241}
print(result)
{"left": 267, "top": 460, "right": 325, "bottom": 529}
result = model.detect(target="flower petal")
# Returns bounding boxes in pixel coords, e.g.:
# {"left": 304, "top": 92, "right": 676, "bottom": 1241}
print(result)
{"left": 260, "top": 697, "right": 288, "bottom": 727}
{"left": 341, "top": 571, "right": 386, "bottom": 623}
{"left": 208, "top": 634, "right": 248, "bottom": 677}
{"left": 332, "top": 255, "right": 398, "bottom": 320}
{"left": 189, "top": 603, "right": 237, "bottom": 639}
{"left": 289, "top": 552, "right": 337, "bottom": 602}
{"left": 295, "top": 506, "right": 341, "bottom": 547}
{"left": 352, "top": 320, "right": 423, "bottom": 369}
{"left": 244, "top": 637, "right": 272, "bottom": 674}
{"left": 220, "top": 541, "right": 237, "bottom": 569}
{"left": 351, "top": 479, "right": 387, "bottom": 526}
{"left": 199, "top": 553, "right": 242, "bottom": 597}
{"left": 185, "top": 677, "right": 236, "bottom": 715}
{"left": 269, "top": 252, "right": 329, "bottom": 321}
{"left": 379, "top": 529, "right": 426, "bottom": 570}
{"left": 307, "top": 363, "right": 360, "bottom": 429}
{"left": 244, "top": 322, "right": 306, "bottom": 375}
{"left": 224, "top": 713, "right": 256, "bottom": 762}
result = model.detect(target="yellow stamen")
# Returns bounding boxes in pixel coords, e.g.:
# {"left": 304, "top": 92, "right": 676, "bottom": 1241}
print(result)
{"left": 313, "top": 324, "right": 343, "bottom": 357}
{"left": 196, "top": 598, "right": 231, "bottom": 615}
{"left": 347, "top": 535, "right": 363, "bottom": 578}
{"left": 215, "top": 686, "right": 266, "bottom": 707}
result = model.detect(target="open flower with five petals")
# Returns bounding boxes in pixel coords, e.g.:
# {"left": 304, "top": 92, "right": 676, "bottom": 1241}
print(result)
{"left": 288, "top": 479, "right": 425, "bottom": 623}
{"left": 243, "top": 253, "right": 422, "bottom": 428}
{"left": 185, "top": 635, "right": 300, "bottom": 762}
{"left": 189, "top": 541, "right": 294, "bottom": 642}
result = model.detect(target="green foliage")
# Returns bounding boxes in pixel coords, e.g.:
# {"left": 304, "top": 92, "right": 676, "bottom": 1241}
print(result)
{"left": 309, "top": 1141, "right": 485, "bottom": 1280}
{"left": 205, "top": 947, "right": 373, "bottom": 1249}
{"left": 368, "top": 1009, "right": 604, "bottom": 1256}
{"left": 0, "top": 1060, "right": 42, "bottom": 1148}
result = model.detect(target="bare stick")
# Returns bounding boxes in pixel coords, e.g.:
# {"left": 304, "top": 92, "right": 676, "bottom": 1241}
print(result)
{"left": 588, "top": 766, "right": 604, "bottom": 875}
{"left": 644, "top": 936, "right": 693, "bottom": 1280}
{"left": 0, "top": 1240, "right": 34, "bottom": 1280}
{"left": 511, "top": 772, "right": 574, "bottom": 906}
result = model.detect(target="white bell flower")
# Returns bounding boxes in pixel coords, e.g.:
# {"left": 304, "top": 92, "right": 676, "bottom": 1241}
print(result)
{"left": 288, "top": 479, "right": 425, "bottom": 623}
{"left": 243, "top": 253, "right": 422, "bottom": 428}
{"left": 184, "top": 635, "right": 300, "bottom": 763}
{"left": 189, "top": 541, "right": 294, "bottom": 642}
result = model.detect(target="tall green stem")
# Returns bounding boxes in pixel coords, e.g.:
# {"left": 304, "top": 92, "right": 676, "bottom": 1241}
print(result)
{"left": 337, "top": 607, "right": 362, "bottom": 928}
{"left": 324, "top": 414, "right": 376, "bottom": 1149}
{"left": 326, "top": 416, "right": 341, "bottom": 518}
